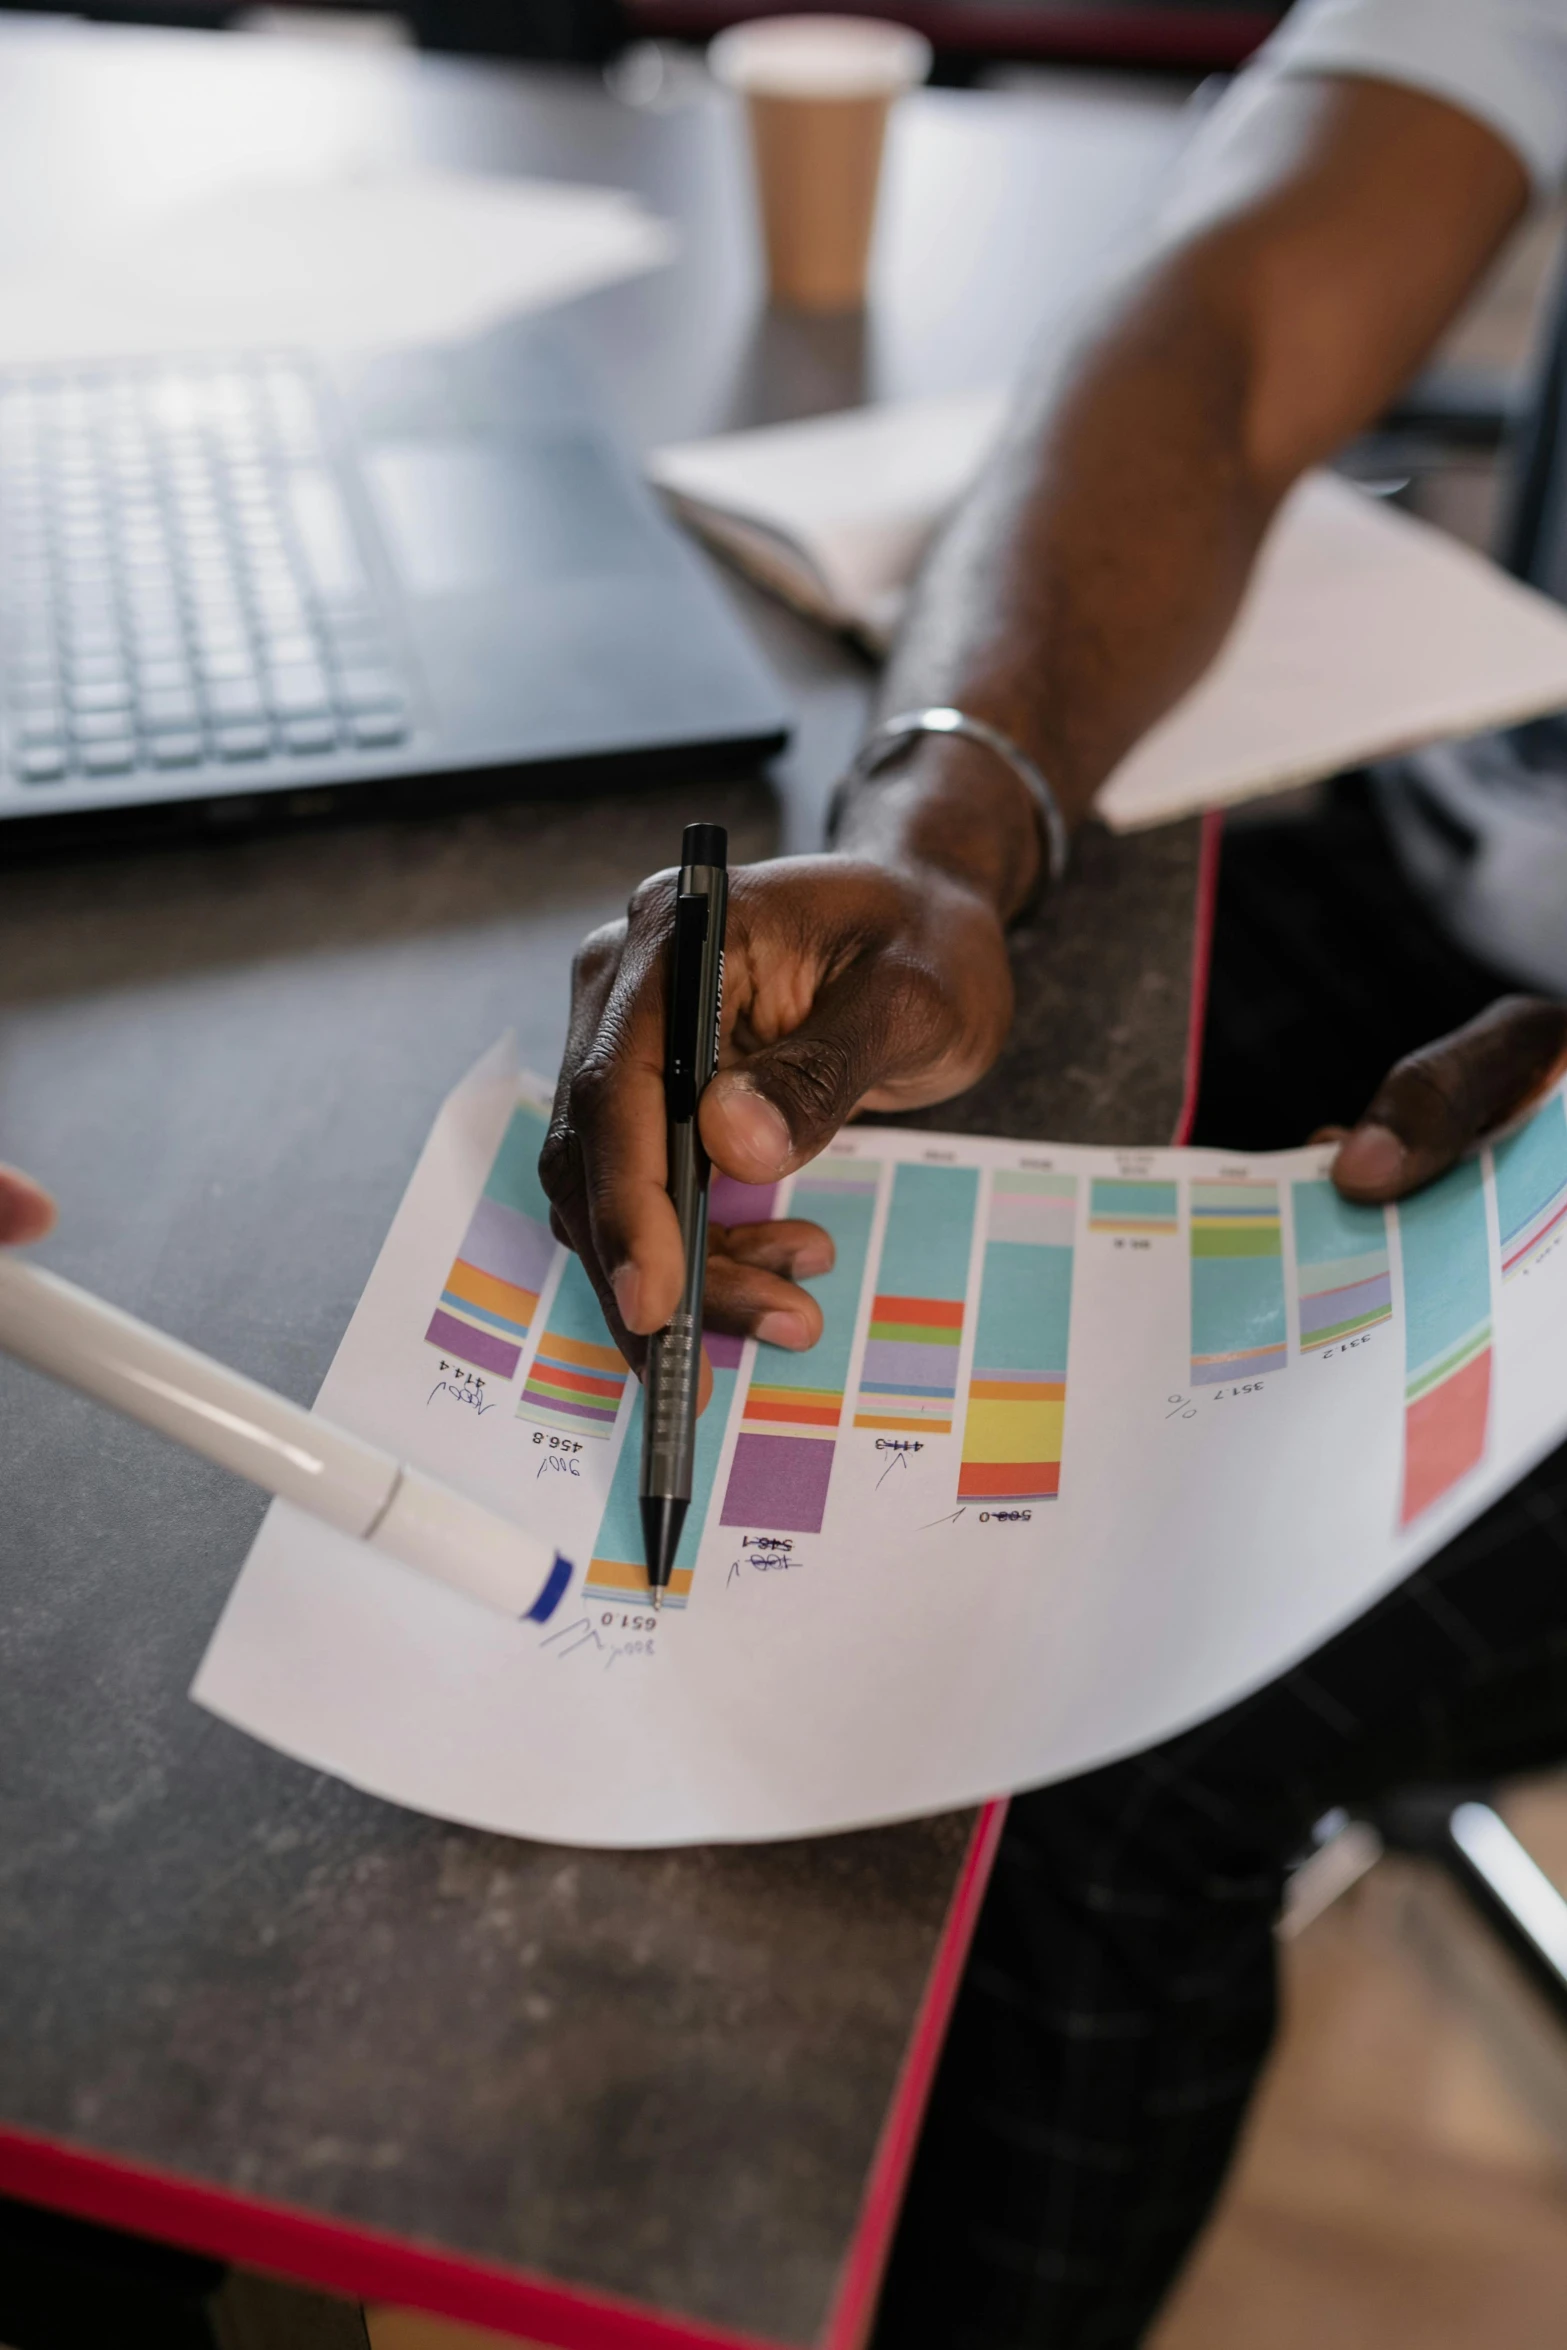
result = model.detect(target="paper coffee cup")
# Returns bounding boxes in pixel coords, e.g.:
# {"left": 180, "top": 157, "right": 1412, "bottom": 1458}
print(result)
{"left": 710, "top": 16, "right": 932, "bottom": 313}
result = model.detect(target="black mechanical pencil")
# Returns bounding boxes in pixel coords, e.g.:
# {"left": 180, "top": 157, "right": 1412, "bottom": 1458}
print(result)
{"left": 640, "top": 822, "right": 728, "bottom": 1605}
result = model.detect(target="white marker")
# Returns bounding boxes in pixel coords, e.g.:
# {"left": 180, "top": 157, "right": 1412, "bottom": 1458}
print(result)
{"left": 0, "top": 1257, "right": 571, "bottom": 1621}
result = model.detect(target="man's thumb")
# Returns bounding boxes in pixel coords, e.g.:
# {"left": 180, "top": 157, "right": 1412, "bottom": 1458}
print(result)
{"left": 703, "top": 995, "right": 886, "bottom": 1183}
{"left": 1334, "top": 996, "right": 1567, "bottom": 1203}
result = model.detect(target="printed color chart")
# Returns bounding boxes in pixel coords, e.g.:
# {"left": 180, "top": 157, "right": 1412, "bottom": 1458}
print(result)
{"left": 517, "top": 1254, "right": 629, "bottom": 1438}
{"left": 853, "top": 1164, "right": 978, "bottom": 1435}
{"left": 1089, "top": 1178, "right": 1178, "bottom": 1236}
{"left": 426, "top": 1101, "right": 554, "bottom": 1379}
{"left": 584, "top": 1332, "right": 745, "bottom": 1608}
{"left": 720, "top": 1160, "right": 880, "bottom": 1534}
{"left": 1190, "top": 1181, "right": 1287, "bottom": 1385}
{"left": 1495, "top": 1094, "right": 1567, "bottom": 1279}
{"left": 1398, "top": 1158, "right": 1492, "bottom": 1525}
{"left": 1292, "top": 1181, "right": 1391, "bottom": 1351}
{"left": 211, "top": 1050, "right": 1567, "bottom": 1852}
{"left": 958, "top": 1172, "right": 1076, "bottom": 1501}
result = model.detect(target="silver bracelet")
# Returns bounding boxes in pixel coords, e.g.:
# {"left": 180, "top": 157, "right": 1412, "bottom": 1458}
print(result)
{"left": 836, "top": 706, "right": 1069, "bottom": 890}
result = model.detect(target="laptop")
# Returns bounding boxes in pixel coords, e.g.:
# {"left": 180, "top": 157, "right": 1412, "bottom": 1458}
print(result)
{"left": 0, "top": 324, "right": 791, "bottom": 848}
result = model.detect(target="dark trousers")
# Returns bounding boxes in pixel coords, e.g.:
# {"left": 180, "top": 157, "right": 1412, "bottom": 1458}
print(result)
{"left": 872, "top": 780, "right": 1567, "bottom": 2349}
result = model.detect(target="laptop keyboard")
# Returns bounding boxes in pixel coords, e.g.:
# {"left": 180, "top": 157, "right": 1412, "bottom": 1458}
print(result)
{"left": 0, "top": 359, "right": 410, "bottom": 791}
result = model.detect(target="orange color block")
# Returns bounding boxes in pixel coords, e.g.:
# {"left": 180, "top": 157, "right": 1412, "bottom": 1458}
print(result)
{"left": 444, "top": 1258, "right": 538, "bottom": 1328}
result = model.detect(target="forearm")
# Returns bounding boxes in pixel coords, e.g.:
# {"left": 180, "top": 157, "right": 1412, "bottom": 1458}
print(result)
{"left": 839, "top": 257, "right": 1270, "bottom": 918}
{"left": 836, "top": 74, "right": 1529, "bottom": 922}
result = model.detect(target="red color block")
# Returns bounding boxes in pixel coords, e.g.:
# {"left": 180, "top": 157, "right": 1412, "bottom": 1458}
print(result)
{"left": 1401, "top": 1348, "right": 1491, "bottom": 1526}
{"left": 957, "top": 1462, "right": 1061, "bottom": 1501}
{"left": 874, "top": 1295, "right": 965, "bottom": 1328}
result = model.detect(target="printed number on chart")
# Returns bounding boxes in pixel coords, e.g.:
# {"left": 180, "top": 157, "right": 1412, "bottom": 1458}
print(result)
{"left": 427, "top": 1360, "right": 497, "bottom": 1416}
{"left": 1165, "top": 1385, "right": 1268, "bottom": 1419}
{"left": 978, "top": 1509, "right": 1032, "bottom": 1524}
{"left": 1320, "top": 1333, "right": 1374, "bottom": 1359}
{"left": 728, "top": 1533, "right": 801, "bottom": 1583}
{"left": 874, "top": 1436, "right": 925, "bottom": 1489}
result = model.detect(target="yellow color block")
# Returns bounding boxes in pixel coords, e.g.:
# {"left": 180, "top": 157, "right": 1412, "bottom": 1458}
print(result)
{"left": 961, "top": 1396, "right": 1064, "bottom": 1467}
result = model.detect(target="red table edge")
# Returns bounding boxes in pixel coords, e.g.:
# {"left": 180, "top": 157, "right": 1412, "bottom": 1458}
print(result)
{"left": 0, "top": 807, "right": 1223, "bottom": 2349}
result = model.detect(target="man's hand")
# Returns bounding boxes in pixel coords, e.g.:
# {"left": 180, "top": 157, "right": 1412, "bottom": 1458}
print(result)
{"left": 541, "top": 853, "right": 1011, "bottom": 1363}
{"left": 0, "top": 1166, "right": 54, "bottom": 1244}
{"left": 1330, "top": 998, "right": 1567, "bottom": 1201}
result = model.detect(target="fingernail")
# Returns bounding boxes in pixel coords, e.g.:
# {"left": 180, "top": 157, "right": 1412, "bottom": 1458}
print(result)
{"left": 756, "top": 1309, "right": 811, "bottom": 1350}
{"left": 723, "top": 1080, "right": 792, "bottom": 1179}
{"left": 790, "top": 1239, "right": 834, "bottom": 1278}
{"left": 612, "top": 1263, "right": 642, "bottom": 1330}
{"left": 1335, "top": 1122, "right": 1407, "bottom": 1191}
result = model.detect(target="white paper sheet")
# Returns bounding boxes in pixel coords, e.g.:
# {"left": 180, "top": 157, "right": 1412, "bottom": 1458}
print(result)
{"left": 0, "top": 169, "right": 677, "bottom": 365}
{"left": 652, "top": 387, "right": 1010, "bottom": 644}
{"left": 1099, "top": 472, "right": 1567, "bottom": 830}
{"left": 651, "top": 395, "right": 1567, "bottom": 835}
{"left": 194, "top": 1042, "right": 1567, "bottom": 1848}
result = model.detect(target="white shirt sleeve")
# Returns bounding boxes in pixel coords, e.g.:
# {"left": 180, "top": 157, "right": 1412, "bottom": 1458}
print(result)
{"left": 1260, "top": 0, "right": 1567, "bottom": 193}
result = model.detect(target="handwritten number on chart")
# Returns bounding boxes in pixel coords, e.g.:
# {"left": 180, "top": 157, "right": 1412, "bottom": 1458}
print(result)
{"left": 428, "top": 1361, "right": 497, "bottom": 1416}
{"left": 542, "top": 1612, "right": 657, "bottom": 1670}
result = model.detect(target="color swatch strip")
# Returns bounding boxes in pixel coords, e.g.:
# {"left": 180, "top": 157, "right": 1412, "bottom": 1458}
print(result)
{"left": 584, "top": 1332, "right": 745, "bottom": 1610}
{"left": 853, "top": 1163, "right": 979, "bottom": 1435}
{"left": 1398, "top": 1157, "right": 1492, "bottom": 1526}
{"left": 517, "top": 1253, "right": 628, "bottom": 1438}
{"left": 721, "top": 1158, "right": 881, "bottom": 1535}
{"left": 1494, "top": 1092, "right": 1567, "bottom": 1279}
{"left": 426, "top": 1100, "right": 556, "bottom": 1379}
{"left": 1292, "top": 1179, "right": 1391, "bottom": 1350}
{"left": 958, "top": 1171, "right": 1076, "bottom": 1502}
{"left": 1190, "top": 1179, "right": 1287, "bottom": 1385}
{"left": 1089, "top": 1177, "right": 1178, "bottom": 1236}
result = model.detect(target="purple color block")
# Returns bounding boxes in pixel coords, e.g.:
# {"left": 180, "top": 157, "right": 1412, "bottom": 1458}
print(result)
{"left": 858, "top": 1336, "right": 958, "bottom": 1395}
{"left": 705, "top": 1328, "right": 746, "bottom": 1371}
{"left": 720, "top": 1432, "right": 836, "bottom": 1534}
{"left": 425, "top": 1307, "right": 521, "bottom": 1379}
{"left": 458, "top": 1194, "right": 556, "bottom": 1292}
{"left": 1300, "top": 1271, "right": 1391, "bottom": 1337}
{"left": 710, "top": 1174, "right": 780, "bottom": 1226}
{"left": 1192, "top": 1344, "right": 1286, "bottom": 1385}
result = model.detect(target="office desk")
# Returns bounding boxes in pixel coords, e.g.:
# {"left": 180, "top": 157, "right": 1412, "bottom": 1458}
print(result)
{"left": 0, "top": 24, "right": 1206, "bottom": 2348}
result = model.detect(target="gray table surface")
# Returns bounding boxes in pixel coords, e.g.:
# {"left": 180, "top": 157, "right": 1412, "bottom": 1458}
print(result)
{"left": 0, "top": 24, "right": 1202, "bottom": 2345}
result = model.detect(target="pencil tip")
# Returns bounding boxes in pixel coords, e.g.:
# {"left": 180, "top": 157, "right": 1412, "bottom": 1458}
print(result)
{"left": 640, "top": 1494, "right": 688, "bottom": 1608}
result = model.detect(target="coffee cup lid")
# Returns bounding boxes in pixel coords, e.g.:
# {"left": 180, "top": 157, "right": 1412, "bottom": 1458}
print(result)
{"left": 709, "top": 14, "right": 932, "bottom": 99}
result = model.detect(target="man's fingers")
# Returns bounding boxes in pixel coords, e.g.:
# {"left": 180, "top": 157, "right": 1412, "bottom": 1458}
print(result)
{"left": 0, "top": 1167, "right": 54, "bottom": 1245}
{"left": 570, "top": 1050, "right": 683, "bottom": 1335}
{"left": 1334, "top": 996, "right": 1567, "bottom": 1202}
{"left": 541, "top": 893, "right": 687, "bottom": 1345}
{"left": 703, "top": 1253, "right": 825, "bottom": 1349}
{"left": 712, "top": 1217, "right": 835, "bottom": 1280}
